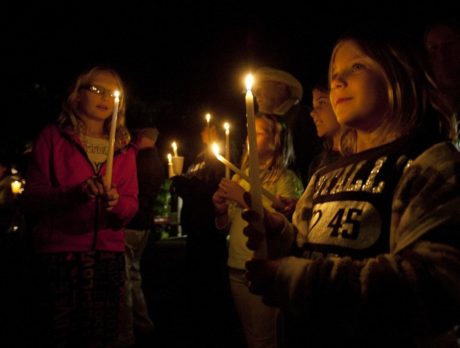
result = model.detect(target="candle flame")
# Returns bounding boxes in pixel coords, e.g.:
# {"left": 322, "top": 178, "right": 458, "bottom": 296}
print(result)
{"left": 205, "top": 113, "right": 211, "bottom": 123}
{"left": 245, "top": 74, "right": 254, "bottom": 91}
{"left": 171, "top": 141, "right": 178, "bottom": 157}
{"left": 11, "top": 180, "right": 22, "bottom": 194}
{"left": 223, "top": 122, "right": 230, "bottom": 132}
{"left": 114, "top": 90, "right": 120, "bottom": 102}
{"left": 167, "top": 153, "right": 172, "bottom": 164}
{"left": 212, "top": 143, "right": 220, "bottom": 155}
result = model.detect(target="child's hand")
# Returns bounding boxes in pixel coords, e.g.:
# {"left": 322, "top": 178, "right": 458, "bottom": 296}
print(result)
{"left": 104, "top": 185, "right": 120, "bottom": 211}
{"left": 212, "top": 186, "right": 229, "bottom": 216}
{"left": 241, "top": 192, "right": 285, "bottom": 254}
{"left": 101, "top": 176, "right": 119, "bottom": 211}
{"left": 272, "top": 195, "right": 297, "bottom": 217}
{"left": 81, "top": 176, "right": 104, "bottom": 199}
{"left": 81, "top": 176, "right": 119, "bottom": 211}
{"left": 218, "top": 179, "right": 247, "bottom": 208}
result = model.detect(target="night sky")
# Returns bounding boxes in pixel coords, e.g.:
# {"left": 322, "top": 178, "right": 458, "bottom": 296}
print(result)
{"left": 3, "top": 1, "right": 458, "bottom": 166}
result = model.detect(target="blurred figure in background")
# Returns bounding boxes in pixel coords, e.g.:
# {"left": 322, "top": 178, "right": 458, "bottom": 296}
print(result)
{"left": 253, "top": 67, "right": 322, "bottom": 185}
{"left": 424, "top": 17, "right": 460, "bottom": 138}
{"left": 307, "top": 76, "right": 344, "bottom": 179}
{"left": 118, "top": 127, "right": 164, "bottom": 346}
{"left": 170, "top": 123, "right": 237, "bottom": 348}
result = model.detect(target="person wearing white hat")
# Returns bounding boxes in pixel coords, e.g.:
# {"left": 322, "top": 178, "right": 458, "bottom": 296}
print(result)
{"left": 253, "top": 67, "right": 322, "bottom": 185}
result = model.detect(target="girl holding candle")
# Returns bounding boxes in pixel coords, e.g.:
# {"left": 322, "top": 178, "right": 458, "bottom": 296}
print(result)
{"left": 243, "top": 31, "right": 460, "bottom": 347}
{"left": 23, "top": 66, "right": 138, "bottom": 347}
{"left": 212, "top": 113, "right": 303, "bottom": 348}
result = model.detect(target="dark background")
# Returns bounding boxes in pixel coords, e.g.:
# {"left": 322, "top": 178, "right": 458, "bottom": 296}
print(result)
{"left": 3, "top": 1, "right": 458, "bottom": 169}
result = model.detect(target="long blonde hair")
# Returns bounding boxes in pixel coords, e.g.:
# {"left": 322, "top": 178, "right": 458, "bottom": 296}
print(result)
{"left": 329, "top": 32, "right": 456, "bottom": 155}
{"left": 57, "top": 66, "right": 128, "bottom": 139}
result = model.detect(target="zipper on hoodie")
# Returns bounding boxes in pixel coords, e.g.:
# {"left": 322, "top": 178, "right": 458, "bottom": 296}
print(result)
{"left": 64, "top": 130, "right": 123, "bottom": 251}
{"left": 64, "top": 131, "right": 104, "bottom": 251}
{"left": 91, "top": 149, "right": 122, "bottom": 250}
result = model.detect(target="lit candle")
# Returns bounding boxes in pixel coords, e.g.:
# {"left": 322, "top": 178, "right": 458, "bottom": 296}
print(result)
{"left": 245, "top": 73, "right": 266, "bottom": 258}
{"left": 105, "top": 90, "right": 120, "bottom": 188}
{"left": 223, "top": 122, "right": 230, "bottom": 179}
{"left": 171, "top": 142, "right": 178, "bottom": 157}
{"left": 212, "top": 143, "right": 278, "bottom": 204}
{"left": 205, "top": 113, "right": 211, "bottom": 142}
{"left": 167, "top": 153, "right": 174, "bottom": 178}
{"left": 11, "top": 180, "right": 22, "bottom": 194}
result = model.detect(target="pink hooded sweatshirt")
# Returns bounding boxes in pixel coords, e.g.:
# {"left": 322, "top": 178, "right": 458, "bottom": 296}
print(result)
{"left": 24, "top": 124, "right": 138, "bottom": 253}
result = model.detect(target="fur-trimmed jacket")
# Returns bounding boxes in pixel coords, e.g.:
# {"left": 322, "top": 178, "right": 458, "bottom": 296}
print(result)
{"left": 270, "top": 138, "right": 460, "bottom": 347}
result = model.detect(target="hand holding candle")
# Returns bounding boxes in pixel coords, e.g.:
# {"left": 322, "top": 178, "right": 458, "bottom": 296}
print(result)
{"left": 244, "top": 74, "right": 266, "bottom": 259}
{"left": 105, "top": 90, "right": 120, "bottom": 188}
{"left": 212, "top": 143, "right": 279, "bottom": 204}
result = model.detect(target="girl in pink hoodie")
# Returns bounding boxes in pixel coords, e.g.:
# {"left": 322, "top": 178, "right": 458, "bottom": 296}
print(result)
{"left": 24, "top": 66, "right": 138, "bottom": 347}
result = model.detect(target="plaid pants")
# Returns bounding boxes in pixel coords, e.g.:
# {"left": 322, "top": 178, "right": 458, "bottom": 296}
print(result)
{"left": 34, "top": 251, "right": 124, "bottom": 347}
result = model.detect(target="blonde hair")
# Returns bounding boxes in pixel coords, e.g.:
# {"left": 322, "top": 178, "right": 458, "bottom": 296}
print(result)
{"left": 329, "top": 33, "right": 456, "bottom": 155}
{"left": 57, "top": 66, "right": 128, "bottom": 140}
{"left": 239, "top": 113, "right": 294, "bottom": 184}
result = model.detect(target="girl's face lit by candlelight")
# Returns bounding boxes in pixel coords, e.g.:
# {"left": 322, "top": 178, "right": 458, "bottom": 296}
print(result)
{"left": 78, "top": 71, "right": 121, "bottom": 123}
{"left": 330, "top": 40, "right": 388, "bottom": 132}
{"left": 255, "top": 117, "right": 275, "bottom": 160}
{"left": 310, "top": 89, "right": 341, "bottom": 138}
{"left": 253, "top": 81, "right": 290, "bottom": 113}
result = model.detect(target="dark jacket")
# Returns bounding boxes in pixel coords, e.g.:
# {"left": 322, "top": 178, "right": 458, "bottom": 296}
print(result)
{"left": 127, "top": 146, "right": 165, "bottom": 230}
{"left": 171, "top": 148, "right": 225, "bottom": 244}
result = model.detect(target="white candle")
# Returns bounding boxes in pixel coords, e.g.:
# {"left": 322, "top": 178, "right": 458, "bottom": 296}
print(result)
{"left": 245, "top": 74, "right": 266, "bottom": 259}
{"left": 11, "top": 180, "right": 22, "bottom": 194}
{"left": 212, "top": 143, "right": 278, "bottom": 204}
{"left": 105, "top": 91, "right": 120, "bottom": 188}
{"left": 167, "top": 153, "right": 174, "bottom": 178}
{"left": 224, "top": 122, "right": 230, "bottom": 179}
{"left": 204, "top": 112, "right": 211, "bottom": 135}
{"left": 205, "top": 113, "right": 211, "bottom": 142}
{"left": 171, "top": 142, "right": 178, "bottom": 157}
